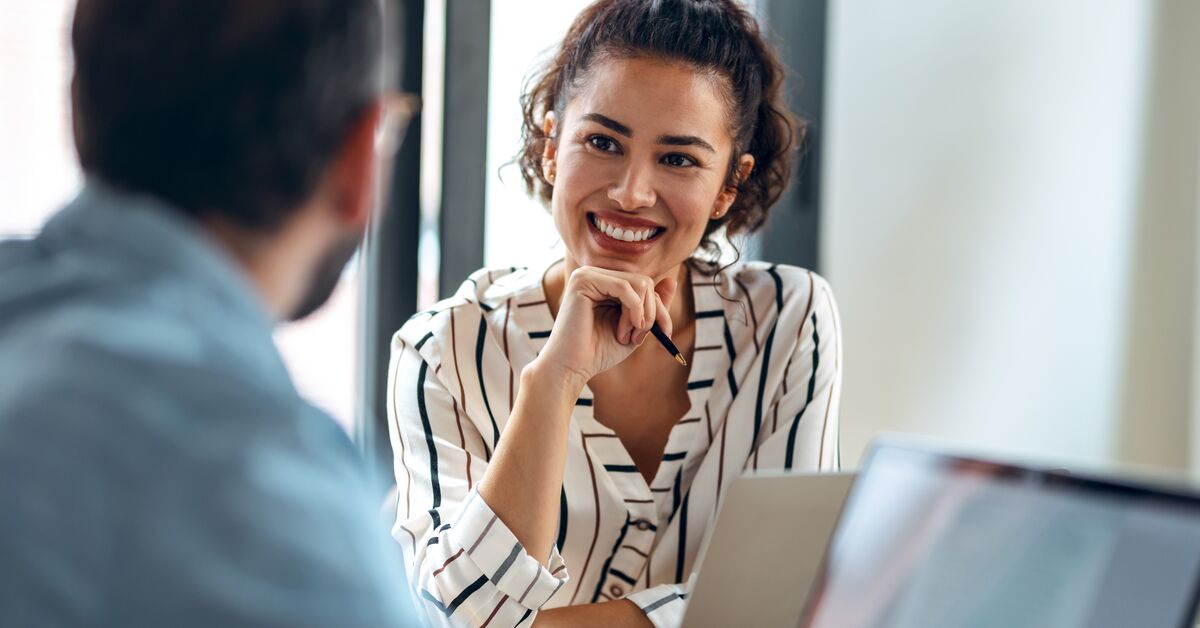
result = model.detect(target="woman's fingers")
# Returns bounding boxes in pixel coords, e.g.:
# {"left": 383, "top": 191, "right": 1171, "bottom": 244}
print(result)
{"left": 615, "top": 305, "right": 635, "bottom": 344}
{"left": 638, "top": 279, "right": 655, "bottom": 345}
{"left": 628, "top": 278, "right": 653, "bottom": 345}
{"left": 573, "top": 269, "right": 647, "bottom": 344}
{"left": 570, "top": 266, "right": 669, "bottom": 345}
{"left": 578, "top": 271, "right": 644, "bottom": 322}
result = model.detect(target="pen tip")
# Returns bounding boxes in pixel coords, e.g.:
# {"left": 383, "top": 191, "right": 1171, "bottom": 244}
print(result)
{"left": 675, "top": 354, "right": 688, "bottom": 367}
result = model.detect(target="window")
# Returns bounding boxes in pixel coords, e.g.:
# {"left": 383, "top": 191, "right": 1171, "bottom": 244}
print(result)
{"left": 273, "top": 264, "right": 361, "bottom": 433}
{"left": 0, "top": 0, "right": 80, "bottom": 238}
{"left": 483, "top": 0, "right": 595, "bottom": 269}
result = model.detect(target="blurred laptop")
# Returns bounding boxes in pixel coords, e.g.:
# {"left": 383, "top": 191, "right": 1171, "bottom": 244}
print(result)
{"left": 682, "top": 472, "right": 856, "bottom": 628}
{"left": 801, "top": 441, "right": 1200, "bottom": 628}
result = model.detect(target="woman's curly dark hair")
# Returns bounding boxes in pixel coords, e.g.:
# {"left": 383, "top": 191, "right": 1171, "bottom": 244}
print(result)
{"left": 515, "top": 0, "right": 801, "bottom": 264}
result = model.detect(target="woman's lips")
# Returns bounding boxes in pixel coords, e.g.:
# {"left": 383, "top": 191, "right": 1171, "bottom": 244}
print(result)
{"left": 586, "top": 212, "right": 665, "bottom": 254}
{"left": 589, "top": 212, "right": 665, "bottom": 241}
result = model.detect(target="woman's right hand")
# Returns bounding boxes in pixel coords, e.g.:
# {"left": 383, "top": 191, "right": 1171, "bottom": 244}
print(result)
{"left": 536, "top": 266, "right": 677, "bottom": 387}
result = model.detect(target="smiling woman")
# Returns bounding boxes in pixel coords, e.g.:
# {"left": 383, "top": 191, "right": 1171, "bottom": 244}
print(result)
{"left": 539, "top": 57, "right": 755, "bottom": 282}
{"left": 386, "top": 2, "right": 842, "bottom": 627}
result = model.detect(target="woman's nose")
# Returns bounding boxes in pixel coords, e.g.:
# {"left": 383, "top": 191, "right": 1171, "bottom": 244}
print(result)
{"left": 607, "top": 161, "right": 657, "bottom": 211}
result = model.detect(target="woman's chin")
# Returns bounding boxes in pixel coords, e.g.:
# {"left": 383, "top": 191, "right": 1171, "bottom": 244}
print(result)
{"left": 569, "top": 248, "right": 681, "bottom": 280}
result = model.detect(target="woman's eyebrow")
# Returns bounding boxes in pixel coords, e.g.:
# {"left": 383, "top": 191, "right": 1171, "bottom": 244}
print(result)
{"left": 580, "top": 112, "right": 715, "bottom": 153}
{"left": 657, "top": 134, "right": 716, "bottom": 153}
{"left": 581, "top": 113, "right": 631, "bottom": 137}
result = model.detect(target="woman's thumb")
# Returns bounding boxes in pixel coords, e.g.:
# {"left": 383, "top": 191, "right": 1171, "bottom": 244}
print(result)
{"left": 655, "top": 275, "right": 677, "bottom": 308}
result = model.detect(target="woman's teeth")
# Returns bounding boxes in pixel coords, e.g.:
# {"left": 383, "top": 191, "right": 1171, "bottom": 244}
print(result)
{"left": 591, "top": 214, "right": 659, "bottom": 243}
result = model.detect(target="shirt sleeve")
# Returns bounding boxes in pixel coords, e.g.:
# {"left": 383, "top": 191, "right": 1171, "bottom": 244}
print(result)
{"left": 387, "top": 327, "right": 570, "bottom": 628}
{"left": 625, "top": 578, "right": 694, "bottom": 628}
{"left": 750, "top": 271, "right": 843, "bottom": 472}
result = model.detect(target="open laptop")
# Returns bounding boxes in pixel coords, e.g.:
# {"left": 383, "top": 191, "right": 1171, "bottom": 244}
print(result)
{"left": 682, "top": 472, "right": 857, "bottom": 628}
{"left": 800, "top": 442, "right": 1200, "bottom": 628}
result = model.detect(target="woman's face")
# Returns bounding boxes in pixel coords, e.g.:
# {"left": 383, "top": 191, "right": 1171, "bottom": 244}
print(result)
{"left": 544, "top": 56, "right": 751, "bottom": 280}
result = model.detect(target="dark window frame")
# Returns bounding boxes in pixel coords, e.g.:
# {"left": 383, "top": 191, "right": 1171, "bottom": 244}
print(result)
{"left": 756, "top": 0, "right": 827, "bottom": 272}
{"left": 358, "top": 0, "right": 427, "bottom": 482}
{"left": 359, "top": 0, "right": 495, "bottom": 482}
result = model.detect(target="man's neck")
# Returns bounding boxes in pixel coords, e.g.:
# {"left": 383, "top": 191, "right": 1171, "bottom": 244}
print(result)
{"left": 199, "top": 216, "right": 303, "bottom": 322}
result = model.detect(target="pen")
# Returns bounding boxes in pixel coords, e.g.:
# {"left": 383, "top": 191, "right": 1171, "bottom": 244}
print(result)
{"left": 650, "top": 322, "right": 687, "bottom": 366}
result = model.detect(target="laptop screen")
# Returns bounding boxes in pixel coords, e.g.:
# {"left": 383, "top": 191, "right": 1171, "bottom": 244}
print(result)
{"left": 801, "top": 444, "right": 1200, "bottom": 628}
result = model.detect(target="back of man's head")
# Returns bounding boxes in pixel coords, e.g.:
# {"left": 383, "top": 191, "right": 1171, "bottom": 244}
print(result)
{"left": 71, "top": 0, "right": 384, "bottom": 231}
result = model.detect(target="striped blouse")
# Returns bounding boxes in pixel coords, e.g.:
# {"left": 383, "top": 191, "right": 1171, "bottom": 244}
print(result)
{"left": 387, "top": 259, "right": 842, "bottom": 627}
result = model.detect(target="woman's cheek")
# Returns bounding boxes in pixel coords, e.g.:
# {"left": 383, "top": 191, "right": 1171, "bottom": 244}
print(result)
{"left": 664, "top": 192, "right": 714, "bottom": 240}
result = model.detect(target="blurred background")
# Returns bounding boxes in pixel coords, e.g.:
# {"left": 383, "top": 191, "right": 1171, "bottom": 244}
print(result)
{"left": 3, "top": 0, "right": 1198, "bottom": 480}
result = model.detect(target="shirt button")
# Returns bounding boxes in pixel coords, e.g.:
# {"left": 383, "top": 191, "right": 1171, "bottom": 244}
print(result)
{"left": 634, "top": 519, "right": 652, "bottom": 531}
{"left": 610, "top": 584, "right": 624, "bottom": 598}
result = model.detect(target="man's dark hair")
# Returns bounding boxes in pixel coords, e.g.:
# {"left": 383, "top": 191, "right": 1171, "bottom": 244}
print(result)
{"left": 72, "top": 0, "right": 384, "bottom": 230}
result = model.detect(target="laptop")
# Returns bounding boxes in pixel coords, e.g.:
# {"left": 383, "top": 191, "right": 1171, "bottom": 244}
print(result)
{"left": 682, "top": 472, "right": 857, "bottom": 628}
{"left": 800, "top": 441, "right": 1200, "bottom": 628}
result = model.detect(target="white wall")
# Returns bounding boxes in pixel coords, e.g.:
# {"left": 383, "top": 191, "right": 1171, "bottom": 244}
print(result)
{"left": 823, "top": 0, "right": 1200, "bottom": 473}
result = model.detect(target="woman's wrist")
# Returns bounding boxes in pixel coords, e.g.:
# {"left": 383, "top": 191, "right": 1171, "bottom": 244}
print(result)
{"left": 523, "top": 356, "right": 589, "bottom": 399}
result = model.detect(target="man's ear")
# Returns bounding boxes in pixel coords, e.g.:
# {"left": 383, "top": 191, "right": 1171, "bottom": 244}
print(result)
{"left": 713, "top": 153, "right": 755, "bottom": 218}
{"left": 542, "top": 111, "right": 558, "bottom": 180}
{"left": 326, "top": 100, "right": 385, "bottom": 230}
{"left": 70, "top": 76, "right": 87, "bottom": 163}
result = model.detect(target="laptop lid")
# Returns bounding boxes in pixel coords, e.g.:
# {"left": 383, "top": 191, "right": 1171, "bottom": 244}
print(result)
{"left": 683, "top": 472, "right": 856, "bottom": 628}
{"left": 800, "top": 442, "right": 1200, "bottom": 628}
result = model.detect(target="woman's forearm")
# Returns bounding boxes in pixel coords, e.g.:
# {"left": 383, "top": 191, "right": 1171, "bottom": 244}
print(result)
{"left": 533, "top": 600, "right": 653, "bottom": 628}
{"left": 475, "top": 358, "right": 585, "bottom": 563}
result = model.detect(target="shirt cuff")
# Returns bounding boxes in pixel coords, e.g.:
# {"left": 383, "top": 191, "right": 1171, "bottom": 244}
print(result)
{"left": 447, "top": 488, "right": 570, "bottom": 609}
{"left": 626, "top": 583, "right": 689, "bottom": 628}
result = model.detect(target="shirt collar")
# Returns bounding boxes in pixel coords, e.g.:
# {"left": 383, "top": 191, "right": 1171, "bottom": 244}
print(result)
{"left": 43, "top": 179, "right": 279, "bottom": 333}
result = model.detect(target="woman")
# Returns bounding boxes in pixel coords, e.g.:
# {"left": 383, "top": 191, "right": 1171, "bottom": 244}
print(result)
{"left": 388, "top": 1, "right": 842, "bottom": 626}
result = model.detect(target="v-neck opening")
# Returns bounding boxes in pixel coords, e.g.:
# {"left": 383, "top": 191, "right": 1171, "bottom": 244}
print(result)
{"left": 644, "top": 263, "right": 728, "bottom": 497}
{"left": 519, "top": 258, "right": 730, "bottom": 512}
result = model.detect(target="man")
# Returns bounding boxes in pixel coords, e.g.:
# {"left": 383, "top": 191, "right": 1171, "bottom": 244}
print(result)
{"left": 0, "top": 1, "right": 421, "bottom": 625}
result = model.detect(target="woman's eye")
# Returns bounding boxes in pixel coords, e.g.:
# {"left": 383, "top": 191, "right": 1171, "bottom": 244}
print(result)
{"left": 663, "top": 153, "right": 697, "bottom": 168}
{"left": 588, "top": 136, "right": 618, "bottom": 152}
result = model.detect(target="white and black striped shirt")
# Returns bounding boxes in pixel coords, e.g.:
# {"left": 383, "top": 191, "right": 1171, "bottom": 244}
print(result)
{"left": 387, "top": 259, "right": 842, "bottom": 627}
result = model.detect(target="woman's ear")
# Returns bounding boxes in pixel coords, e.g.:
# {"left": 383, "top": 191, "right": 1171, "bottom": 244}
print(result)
{"left": 542, "top": 111, "right": 558, "bottom": 182}
{"left": 713, "top": 153, "right": 755, "bottom": 219}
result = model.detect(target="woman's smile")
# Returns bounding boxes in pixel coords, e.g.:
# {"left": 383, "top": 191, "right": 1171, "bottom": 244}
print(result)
{"left": 585, "top": 210, "right": 666, "bottom": 255}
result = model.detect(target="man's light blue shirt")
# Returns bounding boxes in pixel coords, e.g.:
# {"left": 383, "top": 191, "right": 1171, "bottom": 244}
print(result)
{"left": 0, "top": 183, "right": 420, "bottom": 627}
